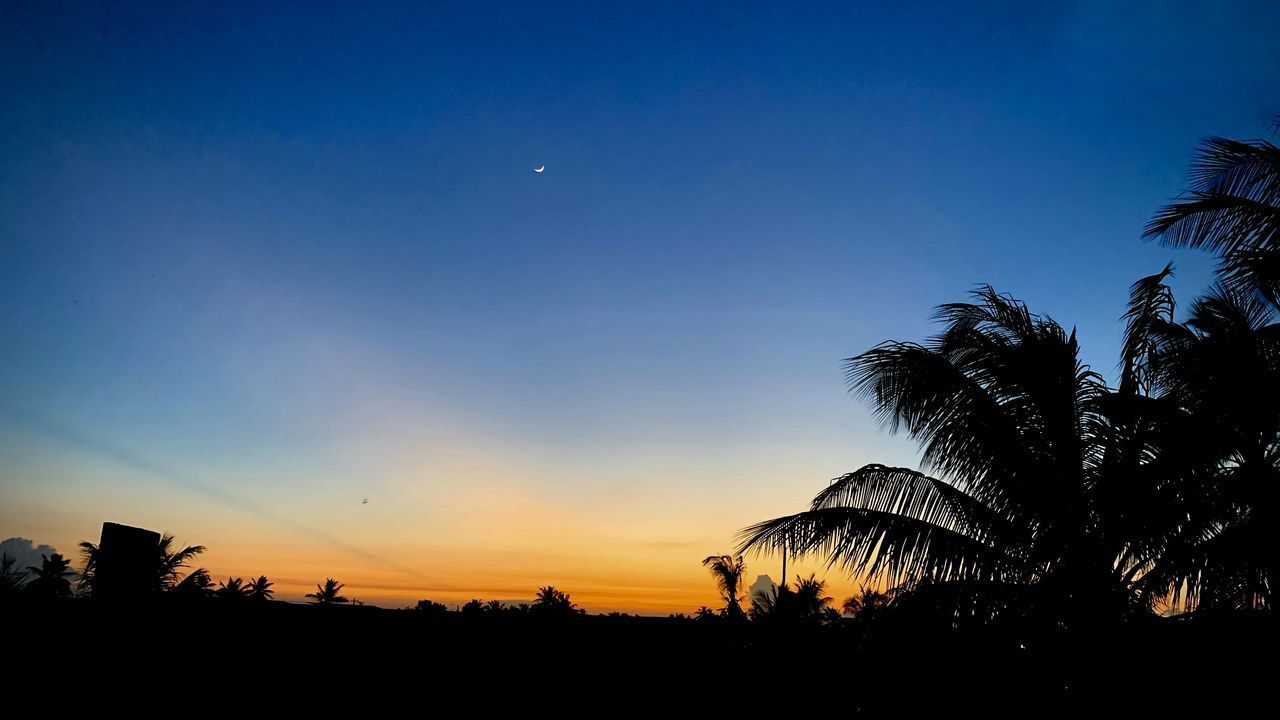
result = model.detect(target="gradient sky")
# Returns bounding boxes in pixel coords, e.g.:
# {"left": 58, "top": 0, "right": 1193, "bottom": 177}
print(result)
{"left": 2, "top": 1, "right": 1279, "bottom": 612}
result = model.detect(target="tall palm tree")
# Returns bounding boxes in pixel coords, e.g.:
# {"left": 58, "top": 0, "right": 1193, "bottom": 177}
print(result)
{"left": 1145, "top": 126, "right": 1280, "bottom": 303}
{"left": 739, "top": 287, "right": 1146, "bottom": 627}
{"left": 25, "top": 554, "right": 75, "bottom": 599}
{"left": 1124, "top": 281, "right": 1280, "bottom": 612}
{"left": 306, "top": 578, "right": 349, "bottom": 605}
{"left": 246, "top": 576, "right": 274, "bottom": 601}
{"left": 1137, "top": 122, "right": 1280, "bottom": 613}
{"left": 701, "top": 554, "right": 747, "bottom": 619}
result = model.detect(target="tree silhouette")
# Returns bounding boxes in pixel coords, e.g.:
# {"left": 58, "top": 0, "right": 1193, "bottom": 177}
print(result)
{"left": 172, "top": 568, "right": 214, "bottom": 595}
{"left": 1145, "top": 125, "right": 1280, "bottom": 303}
{"left": 306, "top": 578, "right": 349, "bottom": 605}
{"left": 701, "top": 554, "right": 747, "bottom": 620}
{"left": 694, "top": 605, "right": 719, "bottom": 621}
{"left": 1118, "top": 281, "right": 1280, "bottom": 612}
{"left": 78, "top": 533, "right": 206, "bottom": 595}
{"left": 215, "top": 577, "right": 250, "bottom": 600}
{"left": 415, "top": 599, "right": 448, "bottom": 618}
{"left": 532, "top": 585, "right": 579, "bottom": 616}
{"left": 0, "top": 554, "right": 28, "bottom": 596}
{"left": 738, "top": 286, "right": 1180, "bottom": 627}
{"left": 1136, "top": 122, "right": 1280, "bottom": 613}
{"left": 25, "top": 553, "right": 75, "bottom": 599}
{"left": 842, "top": 585, "right": 894, "bottom": 619}
{"left": 246, "top": 576, "right": 274, "bottom": 601}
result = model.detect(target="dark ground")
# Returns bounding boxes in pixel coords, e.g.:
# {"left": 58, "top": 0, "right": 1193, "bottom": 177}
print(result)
{"left": 7, "top": 597, "right": 1274, "bottom": 714}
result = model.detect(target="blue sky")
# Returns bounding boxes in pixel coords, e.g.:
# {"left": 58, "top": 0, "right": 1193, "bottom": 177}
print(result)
{"left": 1, "top": 1, "right": 1278, "bottom": 610}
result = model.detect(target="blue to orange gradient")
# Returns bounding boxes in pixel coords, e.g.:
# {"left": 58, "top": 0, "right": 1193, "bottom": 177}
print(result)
{"left": 2, "top": 1, "right": 1277, "bottom": 612}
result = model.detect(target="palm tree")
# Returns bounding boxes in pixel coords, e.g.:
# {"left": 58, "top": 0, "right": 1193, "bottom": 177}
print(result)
{"left": 1122, "top": 282, "right": 1280, "bottom": 612}
{"left": 78, "top": 533, "right": 206, "bottom": 595}
{"left": 1145, "top": 125, "right": 1280, "bottom": 303}
{"left": 532, "top": 585, "right": 579, "bottom": 615}
{"left": 738, "top": 287, "right": 1153, "bottom": 628}
{"left": 246, "top": 576, "right": 274, "bottom": 601}
{"left": 694, "top": 605, "right": 719, "bottom": 621}
{"left": 842, "top": 585, "right": 895, "bottom": 618}
{"left": 172, "top": 568, "right": 214, "bottom": 595}
{"left": 0, "top": 554, "right": 28, "bottom": 596}
{"left": 25, "top": 554, "right": 75, "bottom": 599}
{"left": 215, "top": 577, "right": 250, "bottom": 600}
{"left": 306, "top": 578, "right": 349, "bottom": 605}
{"left": 1137, "top": 123, "right": 1280, "bottom": 613}
{"left": 701, "top": 554, "right": 747, "bottom": 619}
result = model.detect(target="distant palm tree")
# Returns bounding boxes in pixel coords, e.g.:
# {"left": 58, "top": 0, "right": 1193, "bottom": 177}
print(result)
{"left": 694, "top": 605, "right": 719, "bottom": 621}
{"left": 0, "top": 554, "right": 28, "bottom": 596}
{"left": 792, "top": 575, "right": 834, "bottom": 619}
{"left": 749, "top": 582, "right": 790, "bottom": 621}
{"left": 1145, "top": 126, "right": 1280, "bottom": 303}
{"left": 750, "top": 575, "right": 835, "bottom": 625}
{"left": 26, "top": 553, "right": 75, "bottom": 599}
{"left": 701, "top": 554, "right": 747, "bottom": 619}
{"left": 306, "top": 578, "right": 349, "bottom": 605}
{"left": 484, "top": 600, "right": 504, "bottom": 613}
{"left": 415, "top": 599, "right": 448, "bottom": 617}
{"left": 172, "top": 568, "right": 214, "bottom": 595}
{"left": 532, "top": 585, "right": 578, "bottom": 615}
{"left": 842, "top": 585, "right": 894, "bottom": 618}
{"left": 246, "top": 576, "right": 274, "bottom": 601}
{"left": 215, "top": 577, "right": 250, "bottom": 600}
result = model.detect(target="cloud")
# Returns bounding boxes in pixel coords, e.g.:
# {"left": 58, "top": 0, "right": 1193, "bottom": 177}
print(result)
{"left": 748, "top": 574, "right": 776, "bottom": 602}
{"left": 0, "top": 537, "right": 59, "bottom": 575}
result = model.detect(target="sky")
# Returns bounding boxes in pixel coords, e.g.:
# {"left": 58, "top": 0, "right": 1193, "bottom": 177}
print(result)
{"left": 2, "top": 1, "right": 1278, "bottom": 612}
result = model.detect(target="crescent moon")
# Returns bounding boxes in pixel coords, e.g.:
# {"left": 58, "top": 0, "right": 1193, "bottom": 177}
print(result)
{"left": 534, "top": 166, "right": 545, "bottom": 173}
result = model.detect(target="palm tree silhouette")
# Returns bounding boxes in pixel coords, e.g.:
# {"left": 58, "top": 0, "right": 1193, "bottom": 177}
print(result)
{"left": 78, "top": 533, "right": 206, "bottom": 594}
{"left": 0, "top": 554, "right": 28, "bottom": 596}
{"left": 25, "top": 553, "right": 75, "bottom": 599}
{"left": 694, "top": 605, "right": 718, "bottom": 621}
{"left": 1137, "top": 123, "right": 1280, "bottom": 612}
{"left": 215, "top": 577, "right": 250, "bottom": 600}
{"left": 246, "top": 576, "right": 274, "bottom": 601}
{"left": 1145, "top": 124, "right": 1280, "bottom": 303}
{"left": 172, "top": 568, "right": 214, "bottom": 595}
{"left": 701, "top": 554, "right": 747, "bottom": 619}
{"left": 306, "top": 578, "right": 349, "bottom": 605}
{"left": 842, "top": 585, "right": 894, "bottom": 618}
{"left": 1120, "top": 280, "right": 1280, "bottom": 612}
{"left": 532, "top": 585, "right": 578, "bottom": 615}
{"left": 738, "top": 286, "right": 1172, "bottom": 626}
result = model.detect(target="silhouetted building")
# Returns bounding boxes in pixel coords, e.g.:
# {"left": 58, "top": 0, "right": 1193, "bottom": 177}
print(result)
{"left": 95, "top": 522, "right": 159, "bottom": 600}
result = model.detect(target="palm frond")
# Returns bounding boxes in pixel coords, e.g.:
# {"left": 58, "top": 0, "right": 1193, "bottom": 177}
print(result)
{"left": 737, "top": 507, "right": 1013, "bottom": 588}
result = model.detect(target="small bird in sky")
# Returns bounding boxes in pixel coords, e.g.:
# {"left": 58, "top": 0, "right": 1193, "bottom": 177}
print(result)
{"left": 362, "top": 498, "right": 368, "bottom": 504}
{"left": 534, "top": 166, "right": 545, "bottom": 173}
